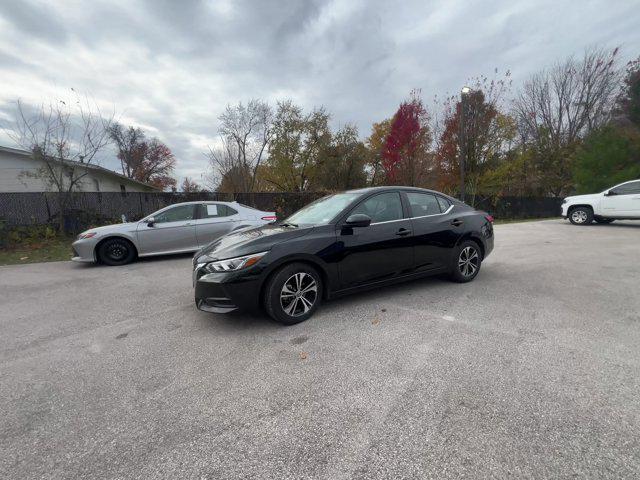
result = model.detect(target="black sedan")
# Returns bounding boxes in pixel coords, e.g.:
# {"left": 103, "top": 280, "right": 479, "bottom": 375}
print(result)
{"left": 193, "top": 187, "right": 494, "bottom": 324}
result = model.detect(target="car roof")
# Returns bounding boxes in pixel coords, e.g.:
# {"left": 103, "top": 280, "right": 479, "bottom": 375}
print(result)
{"left": 164, "top": 200, "right": 239, "bottom": 206}
{"left": 344, "top": 186, "right": 461, "bottom": 202}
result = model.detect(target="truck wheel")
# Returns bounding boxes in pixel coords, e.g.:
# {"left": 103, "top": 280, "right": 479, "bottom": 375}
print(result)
{"left": 569, "top": 206, "right": 593, "bottom": 225}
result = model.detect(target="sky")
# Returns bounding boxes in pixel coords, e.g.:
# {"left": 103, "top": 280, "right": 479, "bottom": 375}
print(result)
{"left": 1, "top": 0, "right": 639, "bottom": 187}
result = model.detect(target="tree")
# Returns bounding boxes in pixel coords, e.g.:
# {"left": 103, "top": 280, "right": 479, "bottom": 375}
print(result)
{"left": 139, "top": 139, "right": 177, "bottom": 190}
{"left": 181, "top": 177, "right": 201, "bottom": 193}
{"left": 314, "top": 124, "right": 367, "bottom": 190}
{"left": 108, "top": 123, "right": 177, "bottom": 190}
{"left": 260, "top": 100, "right": 331, "bottom": 191}
{"left": 436, "top": 90, "right": 516, "bottom": 202}
{"left": 11, "top": 96, "right": 112, "bottom": 232}
{"left": 107, "top": 124, "right": 145, "bottom": 179}
{"left": 382, "top": 91, "right": 432, "bottom": 186}
{"left": 365, "top": 119, "right": 392, "bottom": 186}
{"left": 208, "top": 99, "right": 273, "bottom": 193}
{"left": 616, "top": 56, "right": 640, "bottom": 127}
{"left": 572, "top": 125, "right": 640, "bottom": 194}
{"left": 513, "top": 47, "right": 622, "bottom": 195}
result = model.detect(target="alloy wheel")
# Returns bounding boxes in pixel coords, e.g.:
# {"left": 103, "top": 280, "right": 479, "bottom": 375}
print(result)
{"left": 280, "top": 272, "right": 318, "bottom": 317}
{"left": 571, "top": 210, "right": 588, "bottom": 224}
{"left": 458, "top": 246, "right": 479, "bottom": 278}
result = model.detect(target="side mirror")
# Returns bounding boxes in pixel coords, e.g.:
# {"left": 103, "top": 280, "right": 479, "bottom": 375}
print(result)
{"left": 345, "top": 213, "right": 371, "bottom": 228}
{"left": 146, "top": 216, "right": 155, "bottom": 227}
{"left": 604, "top": 190, "right": 615, "bottom": 196}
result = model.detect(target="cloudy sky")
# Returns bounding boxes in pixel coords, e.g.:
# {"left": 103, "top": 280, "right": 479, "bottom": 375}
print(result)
{"left": 1, "top": 0, "right": 639, "bottom": 186}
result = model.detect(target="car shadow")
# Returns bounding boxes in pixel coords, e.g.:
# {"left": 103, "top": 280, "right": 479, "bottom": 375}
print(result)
{"left": 563, "top": 221, "right": 640, "bottom": 230}
{"left": 70, "top": 252, "right": 195, "bottom": 268}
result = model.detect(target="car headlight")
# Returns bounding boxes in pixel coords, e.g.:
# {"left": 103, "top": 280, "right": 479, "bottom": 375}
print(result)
{"left": 562, "top": 199, "right": 567, "bottom": 204}
{"left": 77, "top": 232, "right": 97, "bottom": 240}
{"left": 201, "top": 251, "right": 269, "bottom": 273}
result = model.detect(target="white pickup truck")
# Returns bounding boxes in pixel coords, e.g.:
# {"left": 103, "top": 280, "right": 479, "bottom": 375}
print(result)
{"left": 562, "top": 179, "right": 640, "bottom": 225}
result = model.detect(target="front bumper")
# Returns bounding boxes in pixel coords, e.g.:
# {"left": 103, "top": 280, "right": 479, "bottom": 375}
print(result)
{"left": 561, "top": 203, "right": 569, "bottom": 218}
{"left": 194, "top": 268, "right": 263, "bottom": 314}
{"left": 71, "top": 239, "right": 97, "bottom": 263}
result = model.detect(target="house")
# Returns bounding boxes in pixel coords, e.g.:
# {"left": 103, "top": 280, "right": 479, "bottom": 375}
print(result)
{"left": 0, "top": 145, "right": 159, "bottom": 193}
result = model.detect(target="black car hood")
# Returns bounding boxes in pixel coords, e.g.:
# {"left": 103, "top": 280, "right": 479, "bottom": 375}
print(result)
{"left": 197, "top": 223, "right": 313, "bottom": 261}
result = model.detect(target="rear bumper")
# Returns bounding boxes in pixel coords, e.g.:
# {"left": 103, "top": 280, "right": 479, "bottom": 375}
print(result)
{"left": 194, "top": 270, "right": 263, "bottom": 314}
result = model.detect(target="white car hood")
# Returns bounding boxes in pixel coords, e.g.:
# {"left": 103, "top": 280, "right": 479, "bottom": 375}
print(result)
{"left": 564, "top": 193, "right": 601, "bottom": 202}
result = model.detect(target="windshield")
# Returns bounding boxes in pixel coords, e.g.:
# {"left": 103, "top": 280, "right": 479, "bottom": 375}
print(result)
{"left": 284, "top": 193, "right": 361, "bottom": 225}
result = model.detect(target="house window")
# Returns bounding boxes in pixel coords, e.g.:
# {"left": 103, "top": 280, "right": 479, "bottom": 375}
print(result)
{"left": 93, "top": 179, "right": 100, "bottom": 192}
{"left": 120, "top": 184, "right": 126, "bottom": 196}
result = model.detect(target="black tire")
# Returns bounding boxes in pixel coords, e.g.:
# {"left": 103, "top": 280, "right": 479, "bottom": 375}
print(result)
{"left": 263, "top": 262, "right": 322, "bottom": 325}
{"left": 595, "top": 217, "right": 614, "bottom": 224}
{"left": 449, "top": 240, "right": 482, "bottom": 283}
{"left": 97, "top": 237, "right": 136, "bottom": 266}
{"left": 568, "top": 206, "right": 593, "bottom": 225}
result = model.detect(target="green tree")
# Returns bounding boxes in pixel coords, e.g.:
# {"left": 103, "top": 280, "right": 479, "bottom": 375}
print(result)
{"left": 260, "top": 100, "right": 331, "bottom": 191}
{"left": 314, "top": 124, "right": 367, "bottom": 190}
{"left": 572, "top": 126, "right": 640, "bottom": 194}
{"left": 617, "top": 57, "right": 640, "bottom": 127}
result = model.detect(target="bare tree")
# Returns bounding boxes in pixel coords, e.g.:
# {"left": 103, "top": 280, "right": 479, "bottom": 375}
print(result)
{"left": 207, "top": 99, "right": 273, "bottom": 193}
{"left": 11, "top": 95, "right": 113, "bottom": 231}
{"left": 206, "top": 137, "right": 251, "bottom": 193}
{"left": 513, "top": 47, "right": 622, "bottom": 195}
{"left": 107, "top": 123, "right": 145, "bottom": 178}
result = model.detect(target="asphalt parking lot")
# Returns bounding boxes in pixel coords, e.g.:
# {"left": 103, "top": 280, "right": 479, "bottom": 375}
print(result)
{"left": 1, "top": 219, "right": 639, "bottom": 479}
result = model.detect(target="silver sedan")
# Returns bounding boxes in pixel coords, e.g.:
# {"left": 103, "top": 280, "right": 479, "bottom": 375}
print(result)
{"left": 71, "top": 201, "right": 276, "bottom": 266}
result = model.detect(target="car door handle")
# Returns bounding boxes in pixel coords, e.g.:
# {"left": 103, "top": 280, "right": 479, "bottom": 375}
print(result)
{"left": 451, "top": 219, "right": 464, "bottom": 227}
{"left": 396, "top": 228, "right": 412, "bottom": 236}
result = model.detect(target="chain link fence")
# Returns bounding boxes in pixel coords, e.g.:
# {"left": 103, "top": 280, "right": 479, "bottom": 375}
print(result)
{"left": 0, "top": 191, "right": 561, "bottom": 234}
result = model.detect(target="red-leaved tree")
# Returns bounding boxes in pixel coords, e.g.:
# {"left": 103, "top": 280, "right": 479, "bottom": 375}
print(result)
{"left": 382, "top": 91, "right": 432, "bottom": 186}
{"left": 109, "top": 124, "right": 177, "bottom": 191}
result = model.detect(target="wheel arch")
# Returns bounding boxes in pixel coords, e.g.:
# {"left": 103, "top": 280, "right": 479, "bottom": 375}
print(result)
{"left": 456, "top": 232, "right": 486, "bottom": 260}
{"left": 259, "top": 254, "right": 331, "bottom": 306}
{"left": 568, "top": 204, "right": 594, "bottom": 214}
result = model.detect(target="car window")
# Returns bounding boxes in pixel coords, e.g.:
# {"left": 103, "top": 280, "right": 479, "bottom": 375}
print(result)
{"left": 199, "top": 204, "right": 238, "bottom": 218}
{"left": 610, "top": 181, "right": 640, "bottom": 195}
{"left": 437, "top": 196, "right": 451, "bottom": 212}
{"left": 350, "top": 192, "right": 403, "bottom": 223}
{"left": 153, "top": 205, "right": 195, "bottom": 223}
{"left": 406, "top": 192, "right": 441, "bottom": 217}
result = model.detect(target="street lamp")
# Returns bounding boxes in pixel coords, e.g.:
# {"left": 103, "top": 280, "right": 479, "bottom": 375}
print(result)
{"left": 459, "top": 86, "right": 471, "bottom": 203}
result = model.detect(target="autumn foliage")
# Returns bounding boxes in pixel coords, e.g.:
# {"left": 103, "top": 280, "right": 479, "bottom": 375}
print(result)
{"left": 381, "top": 91, "right": 432, "bottom": 186}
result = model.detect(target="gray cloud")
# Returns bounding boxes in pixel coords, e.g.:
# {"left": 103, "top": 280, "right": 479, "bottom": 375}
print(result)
{"left": 1, "top": 0, "right": 639, "bottom": 184}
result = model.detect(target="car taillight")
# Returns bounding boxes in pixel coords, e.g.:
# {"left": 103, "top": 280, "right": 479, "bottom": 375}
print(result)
{"left": 485, "top": 215, "right": 494, "bottom": 223}
{"left": 261, "top": 215, "right": 277, "bottom": 221}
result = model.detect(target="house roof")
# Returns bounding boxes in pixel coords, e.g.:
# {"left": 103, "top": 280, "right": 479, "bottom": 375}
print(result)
{"left": 0, "top": 145, "right": 161, "bottom": 191}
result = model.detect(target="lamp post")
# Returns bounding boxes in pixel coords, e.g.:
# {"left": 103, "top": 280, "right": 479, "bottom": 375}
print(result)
{"left": 459, "top": 86, "right": 471, "bottom": 203}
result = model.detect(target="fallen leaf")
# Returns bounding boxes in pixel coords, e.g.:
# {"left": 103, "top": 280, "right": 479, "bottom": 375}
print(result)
{"left": 299, "top": 351, "right": 308, "bottom": 360}
{"left": 381, "top": 308, "right": 387, "bottom": 312}
{"left": 371, "top": 318, "right": 380, "bottom": 325}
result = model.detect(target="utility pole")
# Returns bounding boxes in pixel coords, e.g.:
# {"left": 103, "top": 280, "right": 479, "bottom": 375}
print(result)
{"left": 459, "top": 86, "right": 471, "bottom": 203}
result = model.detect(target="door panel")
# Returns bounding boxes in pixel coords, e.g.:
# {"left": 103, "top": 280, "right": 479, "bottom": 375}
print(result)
{"left": 195, "top": 204, "right": 240, "bottom": 247}
{"left": 338, "top": 220, "right": 414, "bottom": 287}
{"left": 601, "top": 181, "right": 640, "bottom": 216}
{"left": 405, "top": 192, "right": 462, "bottom": 271}
{"left": 137, "top": 204, "right": 197, "bottom": 254}
{"left": 337, "top": 192, "right": 413, "bottom": 288}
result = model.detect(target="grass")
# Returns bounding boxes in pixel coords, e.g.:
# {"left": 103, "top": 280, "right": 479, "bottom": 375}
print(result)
{"left": 0, "top": 236, "right": 73, "bottom": 266}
